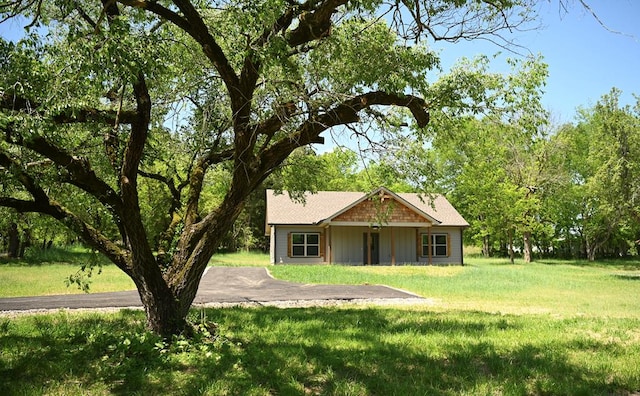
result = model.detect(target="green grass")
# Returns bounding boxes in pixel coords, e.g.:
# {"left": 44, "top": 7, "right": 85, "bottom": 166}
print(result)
{"left": 209, "top": 250, "right": 271, "bottom": 266}
{"left": 0, "top": 248, "right": 269, "bottom": 297}
{"left": 2, "top": 250, "right": 640, "bottom": 394}
{"left": 0, "top": 247, "right": 135, "bottom": 297}
{"left": 269, "top": 256, "right": 640, "bottom": 319}
{"left": 0, "top": 307, "right": 639, "bottom": 395}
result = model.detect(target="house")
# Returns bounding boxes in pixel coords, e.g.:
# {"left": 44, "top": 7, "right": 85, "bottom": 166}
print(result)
{"left": 265, "top": 187, "right": 469, "bottom": 265}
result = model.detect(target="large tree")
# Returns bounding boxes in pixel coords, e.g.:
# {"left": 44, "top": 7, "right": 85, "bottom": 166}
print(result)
{"left": 0, "top": 0, "right": 540, "bottom": 335}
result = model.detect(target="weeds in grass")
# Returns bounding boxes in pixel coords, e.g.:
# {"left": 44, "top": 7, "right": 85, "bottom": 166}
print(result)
{"left": 1, "top": 308, "right": 639, "bottom": 395}
{"left": 2, "top": 250, "right": 640, "bottom": 394}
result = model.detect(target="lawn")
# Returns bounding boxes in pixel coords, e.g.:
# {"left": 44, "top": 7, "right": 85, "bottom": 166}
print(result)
{"left": 0, "top": 247, "right": 135, "bottom": 297}
{"left": 1, "top": 249, "right": 640, "bottom": 395}
{"left": 268, "top": 257, "right": 640, "bottom": 319}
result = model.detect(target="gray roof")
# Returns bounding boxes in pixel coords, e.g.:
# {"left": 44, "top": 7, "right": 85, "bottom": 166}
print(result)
{"left": 266, "top": 188, "right": 469, "bottom": 227}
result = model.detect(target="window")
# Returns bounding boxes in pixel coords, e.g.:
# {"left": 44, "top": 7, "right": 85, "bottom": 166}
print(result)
{"left": 290, "top": 233, "right": 320, "bottom": 257}
{"left": 421, "top": 233, "right": 449, "bottom": 257}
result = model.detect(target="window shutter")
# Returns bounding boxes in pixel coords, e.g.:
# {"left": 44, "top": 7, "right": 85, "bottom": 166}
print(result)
{"left": 287, "top": 232, "right": 292, "bottom": 258}
{"left": 320, "top": 232, "right": 325, "bottom": 258}
{"left": 416, "top": 230, "right": 420, "bottom": 260}
{"left": 447, "top": 234, "right": 451, "bottom": 257}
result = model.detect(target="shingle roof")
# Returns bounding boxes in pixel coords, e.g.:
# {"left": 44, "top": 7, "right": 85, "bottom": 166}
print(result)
{"left": 266, "top": 188, "right": 469, "bottom": 227}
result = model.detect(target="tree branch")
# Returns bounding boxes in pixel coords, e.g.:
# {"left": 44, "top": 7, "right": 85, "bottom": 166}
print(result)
{"left": 0, "top": 150, "right": 130, "bottom": 272}
{"left": 183, "top": 148, "right": 235, "bottom": 227}
{"left": 1, "top": 92, "right": 137, "bottom": 125}
{"left": 259, "top": 91, "right": 429, "bottom": 172}
{"left": 171, "top": 0, "right": 241, "bottom": 99}
{"left": 2, "top": 129, "right": 123, "bottom": 209}
{"left": 121, "top": 75, "right": 151, "bottom": 184}
{"left": 117, "top": 0, "right": 192, "bottom": 32}
{"left": 137, "top": 169, "right": 182, "bottom": 203}
{"left": 287, "top": 0, "right": 348, "bottom": 47}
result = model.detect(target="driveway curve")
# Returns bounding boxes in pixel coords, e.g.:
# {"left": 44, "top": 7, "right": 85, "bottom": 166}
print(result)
{"left": 0, "top": 267, "right": 422, "bottom": 312}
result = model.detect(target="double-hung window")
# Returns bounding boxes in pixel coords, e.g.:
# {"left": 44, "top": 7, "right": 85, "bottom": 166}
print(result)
{"left": 421, "top": 233, "right": 449, "bottom": 257}
{"left": 290, "top": 233, "right": 320, "bottom": 257}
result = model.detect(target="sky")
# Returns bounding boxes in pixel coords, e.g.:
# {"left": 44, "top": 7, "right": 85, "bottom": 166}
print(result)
{"left": 1, "top": 2, "right": 638, "bottom": 126}
{"left": 433, "top": 1, "right": 640, "bottom": 124}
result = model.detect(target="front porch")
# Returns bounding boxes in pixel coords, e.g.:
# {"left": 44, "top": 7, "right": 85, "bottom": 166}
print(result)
{"left": 325, "top": 225, "right": 451, "bottom": 266}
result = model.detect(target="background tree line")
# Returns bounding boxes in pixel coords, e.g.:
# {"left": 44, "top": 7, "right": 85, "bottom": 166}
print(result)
{"left": 225, "top": 87, "right": 640, "bottom": 263}
{"left": 226, "top": 87, "right": 640, "bottom": 262}
{"left": 3, "top": 87, "right": 638, "bottom": 263}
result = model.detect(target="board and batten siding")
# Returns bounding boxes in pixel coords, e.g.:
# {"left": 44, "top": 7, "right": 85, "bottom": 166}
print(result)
{"left": 272, "top": 226, "right": 326, "bottom": 264}
{"left": 330, "top": 226, "right": 368, "bottom": 264}
{"left": 379, "top": 227, "right": 416, "bottom": 264}
{"left": 271, "top": 225, "right": 464, "bottom": 265}
{"left": 418, "top": 227, "right": 464, "bottom": 265}
{"left": 331, "top": 226, "right": 418, "bottom": 264}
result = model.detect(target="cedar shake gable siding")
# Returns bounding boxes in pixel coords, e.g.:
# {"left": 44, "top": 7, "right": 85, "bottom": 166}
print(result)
{"left": 332, "top": 196, "right": 431, "bottom": 224}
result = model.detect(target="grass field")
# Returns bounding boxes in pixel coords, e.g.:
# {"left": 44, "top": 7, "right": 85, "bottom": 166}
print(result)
{"left": 269, "top": 257, "right": 640, "bottom": 319}
{"left": 0, "top": 247, "right": 135, "bottom": 296}
{"left": 1, "top": 249, "right": 640, "bottom": 394}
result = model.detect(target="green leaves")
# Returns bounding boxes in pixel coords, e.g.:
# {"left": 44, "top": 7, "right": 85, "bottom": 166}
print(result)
{"left": 308, "top": 18, "right": 438, "bottom": 95}
{"left": 555, "top": 89, "right": 640, "bottom": 259}
{"left": 426, "top": 54, "right": 548, "bottom": 132}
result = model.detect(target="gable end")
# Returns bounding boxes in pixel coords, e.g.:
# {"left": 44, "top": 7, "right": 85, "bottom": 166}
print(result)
{"left": 332, "top": 196, "right": 432, "bottom": 224}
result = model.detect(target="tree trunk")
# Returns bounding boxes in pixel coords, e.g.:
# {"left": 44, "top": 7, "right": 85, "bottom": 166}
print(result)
{"left": 508, "top": 229, "right": 515, "bottom": 264}
{"left": 135, "top": 194, "right": 246, "bottom": 336}
{"left": 18, "top": 228, "right": 31, "bottom": 258}
{"left": 482, "top": 235, "right": 491, "bottom": 257}
{"left": 523, "top": 231, "right": 532, "bottom": 263}
{"left": 585, "top": 240, "right": 597, "bottom": 261}
{"left": 126, "top": 254, "right": 192, "bottom": 337}
{"left": 138, "top": 284, "right": 188, "bottom": 337}
{"left": 7, "top": 223, "right": 20, "bottom": 258}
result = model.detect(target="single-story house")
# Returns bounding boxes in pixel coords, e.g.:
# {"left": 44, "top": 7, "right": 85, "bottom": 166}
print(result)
{"left": 265, "top": 187, "right": 469, "bottom": 265}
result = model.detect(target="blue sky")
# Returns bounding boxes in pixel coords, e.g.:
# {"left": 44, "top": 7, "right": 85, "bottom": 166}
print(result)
{"left": 1, "top": 2, "right": 638, "bottom": 125}
{"left": 433, "top": 1, "right": 640, "bottom": 124}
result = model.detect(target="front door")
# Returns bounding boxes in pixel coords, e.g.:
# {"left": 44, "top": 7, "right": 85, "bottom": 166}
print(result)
{"left": 363, "top": 232, "right": 380, "bottom": 265}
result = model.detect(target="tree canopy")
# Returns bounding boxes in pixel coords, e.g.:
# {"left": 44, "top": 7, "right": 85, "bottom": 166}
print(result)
{"left": 1, "top": 0, "right": 549, "bottom": 335}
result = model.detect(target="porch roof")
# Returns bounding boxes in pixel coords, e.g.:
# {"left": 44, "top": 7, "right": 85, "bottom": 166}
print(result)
{"left": 266, "top": 187, "right": 469, "bottom": 228}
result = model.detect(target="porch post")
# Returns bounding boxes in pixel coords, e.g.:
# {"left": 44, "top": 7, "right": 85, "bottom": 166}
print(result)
{"left": 428, "top": 226, "right": 432, "bottom": 265}
{"left": 327, "top": 226, "right": 332, "bottom": 264}
{"left": 367, "top": 229, "right": 372, "bottom": 266}
{"left": 391, "top": 227, "right": 396, "bottom": 266}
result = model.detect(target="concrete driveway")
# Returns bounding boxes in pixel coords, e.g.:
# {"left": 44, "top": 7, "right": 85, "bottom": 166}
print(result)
{"left": 0, "top": 267, "right": 422, "bottom": 312}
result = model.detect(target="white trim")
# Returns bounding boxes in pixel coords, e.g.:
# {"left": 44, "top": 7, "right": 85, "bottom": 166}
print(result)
{"left": 327, "top": 221, "right": 432, "bottom": 227}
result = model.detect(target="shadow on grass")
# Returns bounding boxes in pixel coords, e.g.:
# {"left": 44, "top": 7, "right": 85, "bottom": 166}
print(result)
{"left": 0, "top": 308, "right": 637, "bottom": 395}
{"left": 613, "top": 273, "right": 640, "bottom": 281}
{"left": 536, "top": 257, "right": 640, "bottom": 270}
{"left": 466, "top": 256, "right": 640, "bottom": 270}
{"left": 0, "top": 310, "right": 175, "bottom": 395}
{"left": 0, "top": 247, "right": 111, "bottom": 267}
